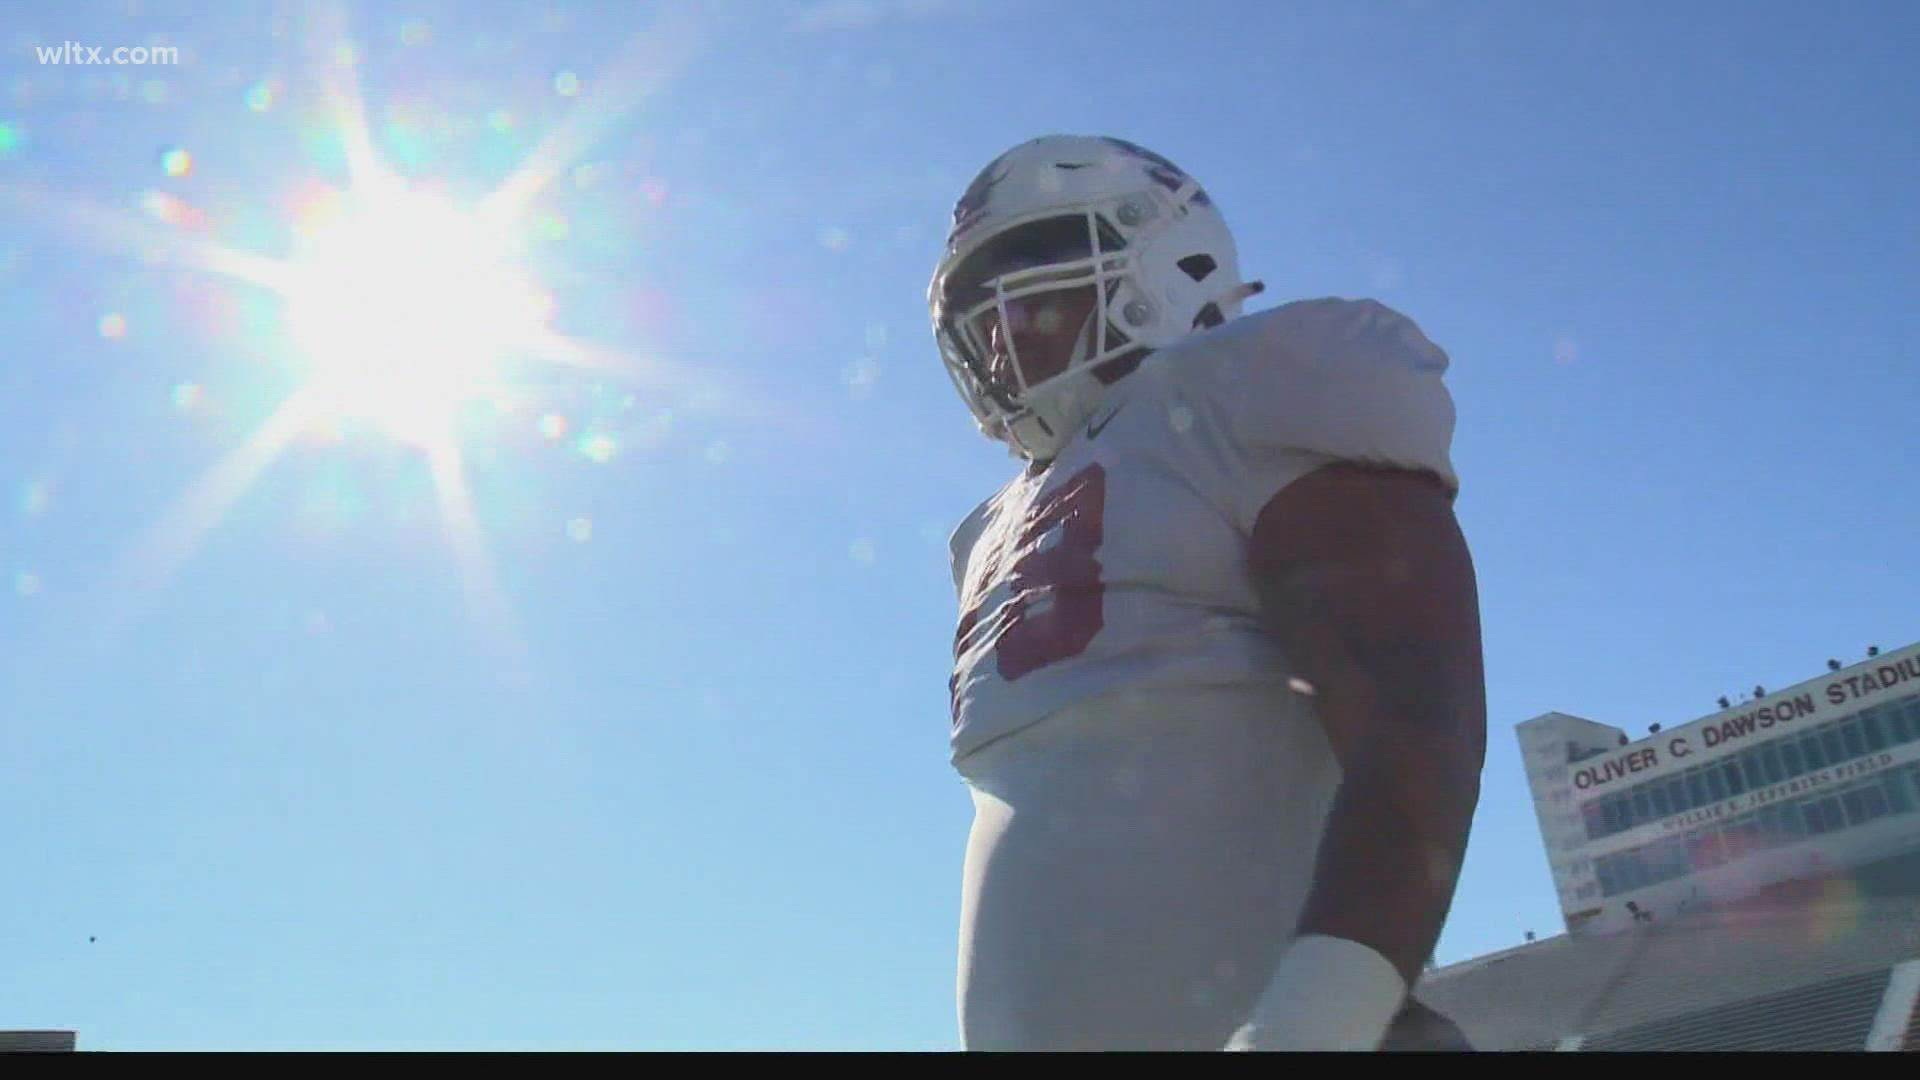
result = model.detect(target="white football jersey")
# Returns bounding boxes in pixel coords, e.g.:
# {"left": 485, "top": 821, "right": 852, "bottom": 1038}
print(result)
{"left": 946, "top": 297, "right": 1459, "bottom": 764}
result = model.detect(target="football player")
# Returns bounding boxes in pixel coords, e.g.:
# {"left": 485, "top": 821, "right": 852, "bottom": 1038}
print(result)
{"left": 931, "top": 135, "right": 1487, "bottom": 1051}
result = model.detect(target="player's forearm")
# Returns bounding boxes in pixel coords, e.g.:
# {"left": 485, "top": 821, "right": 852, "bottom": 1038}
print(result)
{"left": 1241, "top": 463, "right": 1487, "bottom": 1035}
{"left": 1294, "top": 725, "right": 1483, "bottom": 987}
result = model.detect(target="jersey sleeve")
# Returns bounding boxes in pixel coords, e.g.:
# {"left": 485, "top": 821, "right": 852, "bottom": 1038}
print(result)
{"left": 1204, "top": 298, "right": 1459, "bottom": 535}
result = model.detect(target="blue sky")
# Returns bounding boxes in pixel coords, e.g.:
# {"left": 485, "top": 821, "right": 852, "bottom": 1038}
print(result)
{"left": 2, "top": 0, "right": 1917, "bottom": 1052}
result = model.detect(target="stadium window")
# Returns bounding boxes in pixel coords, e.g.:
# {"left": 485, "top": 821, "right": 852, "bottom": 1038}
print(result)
{"left": 1647, "top": 838, "right": 1672, "bottom": 878}
{"left": 1625, "top": 854, "right": 1650, "bottom": 891}
{"left": 1902, "top": 699, "right": 1920, "bottom": 741}
{"left": 1841, "top": 720, "right": 1866, "bottom": 761}
{"left": 1760, "top": 743, "right": 1785, "bottom": 785}
{"left": 1652, "top": 852, "right": 1678, "bottom": 885}
{"left": 1802, "top": 801, "right": 1828, "bottom": 836}
{"left": 1818, "top": 796, "right": 1845, "bottom": 834}
{"left": 1722, "top": 760, "right": 1746, "bottom": 796}
{"left": 1632, "top": 788, "right": 1652, "bottom": 827}
{"left": 1803, "top": 734, "right": 1826, "bottom": 771}
{"left": 1842, "top": 789, "right": 1868, "bottom": 827}
{"left": 1891, "top": 704, "right": 1913, "bottom": 745}
{"left": 1742, "top": 753, "right": 1765, "bottom": 792}
{"left": 1597, "top": 858, "right": 1619, "bottom": 897}
{"left": 1707, "top": 767, "right": 1728, "bottom": 803}
{"left": 1687, "top": 770, "right": 1708, "bottom": 808}
{"left": 1884, "top": 772, "right": 1914, "bottom": 815}
{"left": 1826, "top": 796, "right": 1849, "bottom": 833}
{"left": 1780, "top": 740, "right": 1804, "bottom": 779}
{"left": 1759, "top": 803, "right": 1782, "bottom": 839}
{"left": 1822, "top": 729, "right": 1846, "bottom": 767}
{"left": 1583, "top": 801, "right": 1605, "bottom": 840}
{"left": 1861, "top": 708, "right": 1887, "bottom": 752}
{"left": 1605, "top": 796, "right": 1629, "bottom": 835}
{"left": 1651, "top": 782, "right": 1672, "bottom": 818}
{"left": 1823, "top": 797, "right": 1845, "bottom": 834}
{"left": 1861, "top": 784, "right": 1890, "bottom": 823}
{"left": 1668, "top": 776, "right": 1688, "bottom": 813}
{"left": 1785, "top": 798, "right": 1809, "bottom": 838}
{"left": 1667, "top": 836, "right": 1691, "bottom": 876}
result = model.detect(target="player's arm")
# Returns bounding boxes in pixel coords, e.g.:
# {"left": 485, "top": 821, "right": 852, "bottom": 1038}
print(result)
{"left": 1236, "top": 460, "right": 1486, "bottom": 1048}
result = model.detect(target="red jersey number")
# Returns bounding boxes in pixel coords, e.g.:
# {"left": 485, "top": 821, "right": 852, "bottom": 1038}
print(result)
{"left": 953, "top": 463, "right": 1109, "bottom": 709}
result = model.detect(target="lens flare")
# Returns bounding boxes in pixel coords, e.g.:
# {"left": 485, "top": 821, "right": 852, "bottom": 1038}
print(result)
{"left": 245, "top": 79, "right": 279, "bottom": 112}
{"left": 19, "top": 480, "right": 51, "bottom": 517}
{"left": 578, "top": 432, "right": 616, "bottom": 463}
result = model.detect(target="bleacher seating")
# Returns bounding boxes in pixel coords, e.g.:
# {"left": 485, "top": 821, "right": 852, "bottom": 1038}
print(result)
{"left": 1415, "top": 871, "right": 1920, "bottom": 1050}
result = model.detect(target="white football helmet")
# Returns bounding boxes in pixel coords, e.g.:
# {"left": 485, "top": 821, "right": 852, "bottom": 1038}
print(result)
{"left": 929, "top": 135, "right": 1261, "bottom": 461}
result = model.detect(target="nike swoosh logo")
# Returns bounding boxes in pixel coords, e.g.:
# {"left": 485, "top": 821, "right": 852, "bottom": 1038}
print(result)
{"left": 1086, "top": 403, "right": 1125, "bottom": 440}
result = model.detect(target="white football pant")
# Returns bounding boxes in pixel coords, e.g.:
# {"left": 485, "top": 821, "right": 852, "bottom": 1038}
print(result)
{"left": 954, "top": 682, "right": 1342, "bottom": 1050}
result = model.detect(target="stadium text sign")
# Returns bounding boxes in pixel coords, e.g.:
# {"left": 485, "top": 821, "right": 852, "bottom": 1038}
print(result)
{"left": 1571, "top": 654, "right": 1920, "bottom": 792}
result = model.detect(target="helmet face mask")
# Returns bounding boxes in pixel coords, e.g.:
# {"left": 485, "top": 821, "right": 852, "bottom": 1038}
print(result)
{"left": 936, "top": 212, "right": 1132, "bottom": 420}
{"left": 929, "top": 135, "right": 1258, "bottom": 461}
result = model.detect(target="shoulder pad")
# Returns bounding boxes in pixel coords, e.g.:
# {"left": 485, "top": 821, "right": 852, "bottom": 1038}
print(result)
{"left": 1198, "top": 298, "right": 1457, "bottom": 493}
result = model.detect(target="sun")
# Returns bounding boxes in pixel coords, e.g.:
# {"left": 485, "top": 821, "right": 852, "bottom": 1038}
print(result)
{"left": 281, "top": 172, "right": 553, "bottom": 447}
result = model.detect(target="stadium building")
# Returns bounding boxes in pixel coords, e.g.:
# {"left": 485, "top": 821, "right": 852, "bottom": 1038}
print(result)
{"left": 1419, "top": 640, "right": 1920, "bottom": 1051}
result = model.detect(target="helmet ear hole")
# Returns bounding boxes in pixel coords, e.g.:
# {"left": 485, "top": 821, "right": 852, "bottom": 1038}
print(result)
{"left": 1122, "top": 299, "right": 1152, "bottom": 327}
{"left": 1177, "top": 254, "right": 1217, "bottom": 282}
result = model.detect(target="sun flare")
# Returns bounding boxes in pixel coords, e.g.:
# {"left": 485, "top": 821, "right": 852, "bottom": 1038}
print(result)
{"left": 13, "top": 0, "right": 727, "bottom": 673}
{"left": 282, "top": 174, "right": 553, "bottom": 447}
